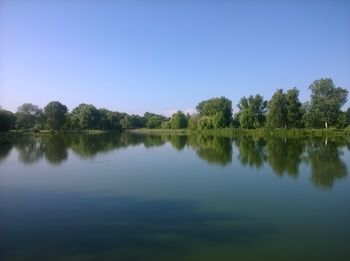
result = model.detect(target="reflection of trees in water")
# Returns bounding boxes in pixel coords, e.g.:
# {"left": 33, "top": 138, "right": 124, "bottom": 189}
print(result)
{"left": 162, "top": 135, "right": 187, "bottom": 151}
{"left": 3, "top": 133, "right": 349, "bottom": 189}
{"left": 234, "top": 136, "right": 348, "bottom": 188}
{"left": 306, "top": 139, "right": 347, "bottom": 189}
{"left": 0, "top": 141, "right": 13, "bottom": 162}
{"left": 234, "top": 137, "right": 266, "bottom": 169}
{"left": 186, "top": 135, "right": 232, "bottom": 166}
{"left": 42, "top": 136, "right": 68, "bottom": 165}
{"left": 266, "top": 138, "right": 305, "bottom": 177}
{"left": 15, "top": 138, "right": 45, "bottom": 164}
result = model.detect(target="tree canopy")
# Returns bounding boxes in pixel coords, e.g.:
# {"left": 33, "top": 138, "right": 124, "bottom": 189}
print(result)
{"left": 44, "top": 101, "right": 68, "bottom": 130}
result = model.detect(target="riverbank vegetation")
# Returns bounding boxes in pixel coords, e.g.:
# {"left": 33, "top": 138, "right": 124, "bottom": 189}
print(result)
{"left": 1, "top": 78, "right": 349, "bottom": 133}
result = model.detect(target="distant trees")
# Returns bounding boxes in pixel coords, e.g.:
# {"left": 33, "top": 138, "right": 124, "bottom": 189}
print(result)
{"left": 0, "top": 109, "right": 16, "bottom": 131}
{"left": 266, "top": 88, "right": 302, "bottom": 128}
{"left": 15, "top": 103, "right": 43, "bottom": 130}
{"left": 238, "top": 95, "right": 267, "bottom": 129}
{"left": 196, "top": 97, "right": 232, "bottom": 128}
{"left": 70, "top": 104, "right": 100, "bottom": 130}
{"left": 306, "top": 79, "right": 348, "bottom": 129}
{"left": 144, "top": 112, "right": 168, "bottom": 129}
{"left": 168, "top": 111, "right": 188, "bottom": 129}
{"left": 44, "top": 101, "right": 68, "bottom": 130}
{"left": 0, "top": 77, "right": 348, "bottom": 132}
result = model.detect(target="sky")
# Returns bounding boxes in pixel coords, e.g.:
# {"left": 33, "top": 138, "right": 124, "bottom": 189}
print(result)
{"left": 1, "top": 0, "right": 350, "bottom": 115}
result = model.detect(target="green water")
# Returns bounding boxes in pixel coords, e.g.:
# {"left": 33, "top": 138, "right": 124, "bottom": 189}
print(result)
{"left": 0, "top": 133, "right": 349, "bottom": 261}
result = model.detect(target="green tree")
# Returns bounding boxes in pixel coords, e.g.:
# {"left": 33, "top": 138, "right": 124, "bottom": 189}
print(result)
{"left": 169, "top": 110, "right": 188, "bottom": 129}
{"left": 0, "top": 109, "right": 16, "bottom": 131}
{"left": 188, "top": 114, "right": 200, "bottom": 130}
{"left": 198, "top": 116, "right": 214, "bottom": 129}
{"left": 44, "top": 101, "right": 68, "bottom": 130}
{"left": 346, "top": 108, "right": 350, "bottom": 126}
{"left": 285, "top": 88, "right": 303, "bottom": 128}
{"left": 266, "top": 89, "right": 287, "bottom": 128}
{"left": 98, "top": 109, "right": 122, "bottom": 131}
{"left": 71, "top": 104, "right": 100, "bottom": 129}
{"left": 238, "top": 95, "right": 267, "bottom": 129}
{"left": 15, "top": 103, "right": 43, "bottom": 130}
{"left": 196, "top": 97, "right": 232, "bottom": 127}
{"left": 308, "top": 78, "right": 348, "bottom": 129}
{"left": 144, "top": 112, "right": 168, "bottom": 129}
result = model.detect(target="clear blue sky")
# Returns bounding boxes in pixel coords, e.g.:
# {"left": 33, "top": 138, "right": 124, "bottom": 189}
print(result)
{"left": 1, "top": 0, "right": 349, "bottom": 115}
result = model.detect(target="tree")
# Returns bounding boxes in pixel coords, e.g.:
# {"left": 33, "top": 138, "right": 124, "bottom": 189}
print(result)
{"left": 15, "top": 103, "right": 43, "bottom": 130}
{"left": 71, "top": 104, "right": 100, "bottom": 129}
{"left": 266, "top": 89, "right": 287, "bottom": 128}
{"left": 238, "top": 95, "right": 267, "bottom": 129}
{"left": 285, "top": 88, "right": 303, "bottom": 128}
{"left": 169, "top": 110, "right": 188, "bottom": 129}
{"left": 198, "top": 116, "right": 214, "bottom": 129}
{"left": 144, "top": 112, "right": 168, "bottom": 129}
{"left": 308, "top": 78, "right": 348, "bottom": 129}
{"left": 0, "top": 109, "right": 16, "bottom": 131}
{"left": 188, "top": 114, "right": 200, "bottom": 130}
{"left": 44, "top": 101, "right": 68, "bottom": 130}
{"left": 98, "top": 109, "right": 122, "bottom": 131}
{"left": 346, "top": 108, "right": 350, "bottom": 126}
{"left": 196, "top": 97, "right": 232, "bottom": 127}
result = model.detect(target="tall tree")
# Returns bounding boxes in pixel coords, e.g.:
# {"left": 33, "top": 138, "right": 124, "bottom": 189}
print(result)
{"left": 71, "top": 104, "right": 100, "bottom": 129}
{"left": 266, "top": 89, "right": 287, "bottom": 128}
{"left": 308, "top": 78, "right": 348, "bottom": 129}
{"left": 44, "top": 101, "right": 68, "bottom": 130}
{"left": 266, "top": 88, "right": 303, "bottom": 128}
{"left": 196, "top": 97, "right": 232, "bottom": 127}
{"left": 285, "top": 88, "right": 303, "bottom": 128}
{"left": 238, "top": 95, "right": 267, "bottom": 129}
{"left": 169, "top": 110, "right": 188, "bottom": 129}
{"left": 15, "top": 103, "right": 43, "bottom": 130}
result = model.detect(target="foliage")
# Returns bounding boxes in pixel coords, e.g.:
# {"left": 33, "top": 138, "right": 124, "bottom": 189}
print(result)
{"left": 70, "top": 104, "right": 100, "bottom": 130}
{"left": 266, "top": 88, "right": 303, "bottom": 128}
{"left": 266, "top": 89, "right": 287, "bottom": 128}
{"left": 198, "top": 116, "right": 214, "bottom": 130}
{"left": 285, "top": 88, "right": 303, "bottom": 128}
{"left": 15, "top": 103, "right": 43, "bottom": 130}
{"left": 0, "top": 110, "right": 16, "bottom": 131}
{"left": 144, "top": 112, "right": 168, "bottom": 129}
{"left": 346, "top": 108, "right": 350, "bottom": 126}
{"left": 168, "top": 110, "right": 188, "bottom": 129}
{"left": 44, "top": 101, "right": 68, "bottom": 130}
{"left": 238, "top": 95, "right": 267, "bottom": 129}
{"left": 196, "top": 97, "right": 232, "bottom": 127}
{"left": 307, "top": 78, "right": 348, "bottom": 128}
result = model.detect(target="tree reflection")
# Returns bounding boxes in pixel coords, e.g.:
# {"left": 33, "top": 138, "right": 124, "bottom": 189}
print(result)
{"left": 235, "top": 137, "right": 266, "bottom": 169}
{"left": 0, "top": 141, "right": 13, "bottom": 162}
{"left": 187, "top": 135, "right": 232, "bottom": 165}
{"left": 266, "top": 138, "right": 305, "bottom": 177}
{"left": 42, "top": 135, "right": 68, "bottom": 165}
{"left": 2, "top": 133, "right": 348, "bottom": 189}
{"left": 15, "top": 138, "right": 44, "bottom": 164}
{"left": 163, "top": 135, "right": 187, "bottom": 151}
{"left": 306, "top": 138, "right": 347, "bottom": 189}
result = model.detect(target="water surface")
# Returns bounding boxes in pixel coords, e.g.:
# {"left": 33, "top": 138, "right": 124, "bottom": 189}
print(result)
{"left": 0, "top": 133, "right": 349, "bottom": 260}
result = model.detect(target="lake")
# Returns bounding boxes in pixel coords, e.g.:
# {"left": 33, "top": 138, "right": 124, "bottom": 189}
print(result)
{"left": 0, "top": 133, "right": 349, "bottom": 261}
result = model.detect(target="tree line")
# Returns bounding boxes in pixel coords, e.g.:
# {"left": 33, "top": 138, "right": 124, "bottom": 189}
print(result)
{"left": 0, "top": 78, "right": 349, "bottom": 132}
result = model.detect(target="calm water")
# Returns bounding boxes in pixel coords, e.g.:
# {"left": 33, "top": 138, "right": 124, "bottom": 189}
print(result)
{"left": 0, "top": 133, "right": 349, "bottom": 261}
